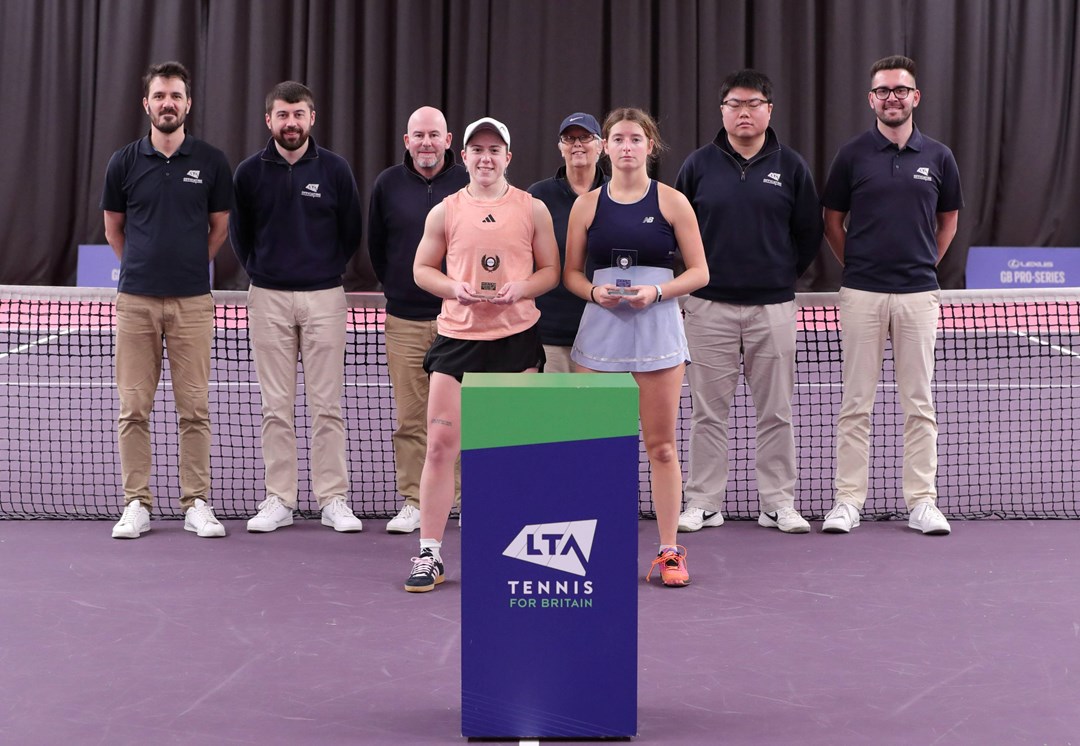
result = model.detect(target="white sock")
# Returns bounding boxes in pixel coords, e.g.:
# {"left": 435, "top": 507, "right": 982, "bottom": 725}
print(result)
{"left": 420, "top": 538, "right": 442, "bottom": 562}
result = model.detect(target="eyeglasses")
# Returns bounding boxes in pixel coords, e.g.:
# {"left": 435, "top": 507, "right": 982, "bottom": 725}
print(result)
{"left": 559, "top": 134, "right": 596, "bottom": 145}
{"left": 721, "top": 98, "right": 771, "bottom": 111}
{"left": 870, "top": 86, "right": 914, "bottom": 100}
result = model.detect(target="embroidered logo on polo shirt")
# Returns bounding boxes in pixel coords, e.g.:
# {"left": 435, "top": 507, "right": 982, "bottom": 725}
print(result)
{"left": 302, "top": 183, "right": 322, "bottom": 198}
{"left": 183, "top": 170, "right": 203, "bottom": 184}
{"left": 763, "top": 172, "right": 782, "bottom": 187}
{"left": 914, "top": 167, "right": 933, "bottom": 182}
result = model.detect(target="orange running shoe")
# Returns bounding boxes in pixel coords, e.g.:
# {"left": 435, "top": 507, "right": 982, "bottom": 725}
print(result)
{"left": 646, "top": 545, "right": 691, "bottom": 587}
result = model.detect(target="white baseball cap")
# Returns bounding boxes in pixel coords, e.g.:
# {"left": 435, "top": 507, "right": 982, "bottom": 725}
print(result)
{"left": 463, "top": 117, "right": 510, "bottom": 148}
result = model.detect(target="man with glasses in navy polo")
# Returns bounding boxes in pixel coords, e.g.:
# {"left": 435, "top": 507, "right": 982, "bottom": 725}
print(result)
{"left": 820, "top": 55, "right": 963, "bottom": 535}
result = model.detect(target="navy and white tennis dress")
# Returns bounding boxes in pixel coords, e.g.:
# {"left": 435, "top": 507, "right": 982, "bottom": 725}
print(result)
{"left": 571, "top": 181, "right": 690, "bottom": 372}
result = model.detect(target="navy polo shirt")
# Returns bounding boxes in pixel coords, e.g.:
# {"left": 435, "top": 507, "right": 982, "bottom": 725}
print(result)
{"left": 821, "top": 126, "right": 963, "bottom": 293}
{"left": 101, "top": 133, "right": 232, "bottom": 297}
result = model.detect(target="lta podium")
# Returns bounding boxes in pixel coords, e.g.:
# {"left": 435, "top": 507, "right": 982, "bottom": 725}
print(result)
{"left": 460, "top": 372, "right": 639, "bottom": 739}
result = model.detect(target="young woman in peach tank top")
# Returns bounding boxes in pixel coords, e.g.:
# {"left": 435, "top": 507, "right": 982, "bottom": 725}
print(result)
{"left": 403, "top": 117, "right": 560, "bottom": 593}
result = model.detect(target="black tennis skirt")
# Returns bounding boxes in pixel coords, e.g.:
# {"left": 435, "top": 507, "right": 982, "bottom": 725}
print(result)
{"left": 423, "top": 324, "right": 546, "bottom": 382}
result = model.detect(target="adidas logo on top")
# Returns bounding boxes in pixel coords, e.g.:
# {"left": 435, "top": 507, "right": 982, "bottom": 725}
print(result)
{"left": 482, "top": 214, "right": 496, "bottom": 223}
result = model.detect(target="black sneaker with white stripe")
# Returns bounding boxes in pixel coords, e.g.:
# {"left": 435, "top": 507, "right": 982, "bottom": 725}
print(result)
{"left": 405, "top": 548, "right": 445, "bottom": 593}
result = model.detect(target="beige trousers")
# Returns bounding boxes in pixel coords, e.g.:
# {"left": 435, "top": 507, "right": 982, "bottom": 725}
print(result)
{"left": 384, "top": 314, "right": 460, "bottom": 509}
{"left": 249, "top": 286, "right": 348, "bottom": 509}
{"left": 835, "top": 287, "right": 940, "bottom": 509}
{"left": 115, "top": 292, "right": 214, "bottom": 510}
{"left": 683, "top": 297, "right": 798, "bottom": 513}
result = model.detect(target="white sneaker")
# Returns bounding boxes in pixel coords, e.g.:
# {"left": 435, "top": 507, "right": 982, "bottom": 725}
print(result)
{"left": 387, "top": 504, "right": 420, "bottom": 534}
{"left": 758, "top": 506, "right": 811, "bottom": 534}
{"left": 908, "top": 502, "right": 951, "bottom": 535}
{"left": 677, "top": 507, "right": 724, "bottom": 533}
{"left": 822, "top": 502, "right": 861, "bottom": 533}
{"left": 184, "top": 498, "right": 226, "bottom": 538}
{"left": 321, "top": 496, "right": 363, "bottom": 533}
{"left": 112, "top": 500, "right": 150, "bottom": 539}
{"left": 247, "top": 496, "right": 294, "bottom": 533}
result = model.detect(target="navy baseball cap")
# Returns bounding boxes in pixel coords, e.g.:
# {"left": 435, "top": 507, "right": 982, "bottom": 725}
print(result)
{"left": 558, "top": 113, "right": 601, "bottom": 137}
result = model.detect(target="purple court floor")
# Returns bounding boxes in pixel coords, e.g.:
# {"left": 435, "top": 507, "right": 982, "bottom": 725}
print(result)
{"left": 1, "top": 518, "right": 1078, "bottom": 745}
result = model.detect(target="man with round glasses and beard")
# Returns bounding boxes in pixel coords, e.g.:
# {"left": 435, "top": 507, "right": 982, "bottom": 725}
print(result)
{"left": 231, "top": 81, "right": 365, "bottom": 534}
{"left": 820, "top": 55, "right": 963, "bottom": 536}
{"left": 102, "top": 61, "right": 232, "bottom": 540}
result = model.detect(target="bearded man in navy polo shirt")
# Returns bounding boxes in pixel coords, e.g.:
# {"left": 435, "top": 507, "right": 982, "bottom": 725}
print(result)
{"left": 821, "top": 55, "right": 963, "bottom": 535}
{"left": 231, "top": 81, "right": 365, "bottom": 534}
{"left": 102, "top": 61, "right": 231, "bottom": 540}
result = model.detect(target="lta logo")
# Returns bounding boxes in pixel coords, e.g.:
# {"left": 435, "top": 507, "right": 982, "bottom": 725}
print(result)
{"left": 503, "top": 520, "right": 597, "bottom": 577}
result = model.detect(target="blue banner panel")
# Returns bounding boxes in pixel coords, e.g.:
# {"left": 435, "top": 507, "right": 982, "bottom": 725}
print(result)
{"left": 461, "top": 436, "right": 638, "bottom": 738}
{"left": 76, "top": 244, "right": 120, "bottom": 288}
{"left": 966, "top": 246, "right": 1080, "bottom": 289}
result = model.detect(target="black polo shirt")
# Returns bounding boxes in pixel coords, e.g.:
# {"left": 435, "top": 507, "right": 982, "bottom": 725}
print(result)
{"left": 821, "top": 126, "right": 963, "bottom": 293}
{"left": 101, "top": 133, "right": 232, "bottom": 297}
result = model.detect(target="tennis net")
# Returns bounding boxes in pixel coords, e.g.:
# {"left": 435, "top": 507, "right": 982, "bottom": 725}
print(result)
{"left": 1, "top": 285, "right": 1078, "bottom": 520}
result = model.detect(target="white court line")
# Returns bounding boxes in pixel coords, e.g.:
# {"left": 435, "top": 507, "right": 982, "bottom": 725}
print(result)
{"left": 1010, "top": 329, "right": 1080, "bottom": 358}
{"left": 0, "top": 330, "right": 72, "bottom": 359}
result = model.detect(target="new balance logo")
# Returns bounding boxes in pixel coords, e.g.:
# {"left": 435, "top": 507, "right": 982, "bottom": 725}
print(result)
{"left": 642, "top": 216, "right": 655, "bottom": 224}
{"left": 301, "top": 183, "right": 322, "bottom": 198}
{"left": 503, "top": 520, "right": 597, "bottom": 576}
{"left": 482, "top": 214, "right": 497, "bottom": 223}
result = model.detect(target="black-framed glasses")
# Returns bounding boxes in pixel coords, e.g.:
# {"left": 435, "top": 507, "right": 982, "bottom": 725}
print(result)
{"left": 721, "top": 98, "right": 771, "bottom": 111}
{"left": 559, "top": 134, "right": 596, "bottom": 145}
{"left": 871, "top": 86, "right": 914, "bottom": 100}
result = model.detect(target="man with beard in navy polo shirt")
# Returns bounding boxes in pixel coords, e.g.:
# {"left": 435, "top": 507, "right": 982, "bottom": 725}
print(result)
{"left": 820, "top": 55, "right": 963, "bottom": 535}
{"left": 231, "top": 81, "right": 365, "bottom": 534}
{"left": 102, "top": 61, "right": 231, "bottom": 540}
{"left": 675, "top": 69, "right": 823, "bottom": 535}
{"left": 369, "top": 107, "right": 469, "bottom": 534}
{"left": 527, "top": 112, "right": 609, "bottom": 372}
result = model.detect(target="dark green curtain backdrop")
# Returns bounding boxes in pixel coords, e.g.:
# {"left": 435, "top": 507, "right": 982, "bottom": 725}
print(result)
{"left": 2, "top": 0, "right": 1079, "bottom": 290}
